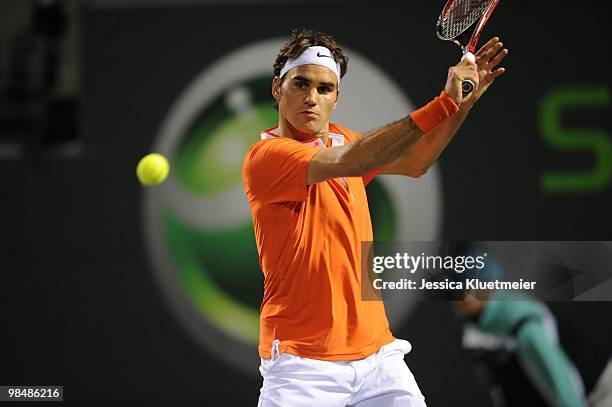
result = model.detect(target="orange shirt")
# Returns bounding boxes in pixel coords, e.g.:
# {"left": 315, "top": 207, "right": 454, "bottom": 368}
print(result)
{"left": 242, "top": 122, "right": 394, "bottom": 361}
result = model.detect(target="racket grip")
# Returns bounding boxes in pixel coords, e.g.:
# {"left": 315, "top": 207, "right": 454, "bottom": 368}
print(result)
{"left": 462, "top": 80, "right": 475, "bottom": 96}
{"left": 460, "top": 52, "right": 476, "bottom": 96}
{"left": 461, "top": 51, "right": 476, "bottom": 63}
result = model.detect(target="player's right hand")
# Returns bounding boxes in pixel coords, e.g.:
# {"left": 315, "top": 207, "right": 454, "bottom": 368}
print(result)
{"left": 444, "top": 56, "right": 479, "bottom": 104}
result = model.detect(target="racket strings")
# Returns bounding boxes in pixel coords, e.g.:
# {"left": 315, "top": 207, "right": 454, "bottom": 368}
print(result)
{"left": 439, "top": 0, "right": 490, "bottom": 39}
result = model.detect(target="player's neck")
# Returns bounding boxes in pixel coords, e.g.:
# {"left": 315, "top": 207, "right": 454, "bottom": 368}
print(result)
{"left": 278, "top": 115, "right": 329, "bottom": 146}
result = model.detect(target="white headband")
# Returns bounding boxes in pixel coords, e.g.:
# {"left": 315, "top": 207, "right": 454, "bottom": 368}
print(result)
{"left": 279, "top": 46, "right": 341, "bottom": 84}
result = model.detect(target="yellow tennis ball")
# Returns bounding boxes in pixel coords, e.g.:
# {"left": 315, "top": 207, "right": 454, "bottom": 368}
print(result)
{"left": 136, "top": 153, "right": 170, "bottom": 186}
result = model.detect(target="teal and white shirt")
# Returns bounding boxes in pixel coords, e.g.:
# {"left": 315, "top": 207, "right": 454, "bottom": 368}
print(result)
{"left": 464, "top": 291, "right": 586, "bottom": 407}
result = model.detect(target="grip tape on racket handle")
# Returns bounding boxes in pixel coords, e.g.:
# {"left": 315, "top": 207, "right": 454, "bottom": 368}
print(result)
{"left": 460, "top": 52, "right": 476, "bottom": 96}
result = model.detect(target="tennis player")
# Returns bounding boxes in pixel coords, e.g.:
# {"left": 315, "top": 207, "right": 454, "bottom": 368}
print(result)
{"left": 242, "top": 29, "right": 508, "bottom": 406}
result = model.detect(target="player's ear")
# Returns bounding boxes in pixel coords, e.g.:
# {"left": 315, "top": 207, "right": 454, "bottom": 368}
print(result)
{"left": 272, "top": 76, "right": 282, "bottom": 103}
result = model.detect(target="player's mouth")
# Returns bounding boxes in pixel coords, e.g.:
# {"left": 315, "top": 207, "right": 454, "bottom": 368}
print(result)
{"left": 299, "top": 110, "right": 319, "bottom": 119}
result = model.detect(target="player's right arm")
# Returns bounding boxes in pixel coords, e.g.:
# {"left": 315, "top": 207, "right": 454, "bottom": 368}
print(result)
{"left": 307, "top": 116, "right": 422, "bottom": 184}
{"left": 307, "top": 57, "right": 478, "bottom": 185}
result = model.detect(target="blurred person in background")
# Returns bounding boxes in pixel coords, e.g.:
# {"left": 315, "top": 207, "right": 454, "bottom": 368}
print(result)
{"left": 448, "top": 244, "right": 612, "bottom": 407}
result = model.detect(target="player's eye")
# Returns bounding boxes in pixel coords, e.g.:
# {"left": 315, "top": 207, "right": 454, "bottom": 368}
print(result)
{"left": 295, "top": 82, "right": 308, "bottom": 89}
{"left": 318, "top": 86, "right": 332, "bottom": 94}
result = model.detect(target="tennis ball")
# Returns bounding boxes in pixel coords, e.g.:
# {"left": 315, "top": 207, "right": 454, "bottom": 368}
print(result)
{"left": 136, "top": 153, "right": 170, "bottom": 186}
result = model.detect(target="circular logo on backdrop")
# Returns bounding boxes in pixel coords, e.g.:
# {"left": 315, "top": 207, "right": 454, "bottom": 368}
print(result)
{"left": 143, "top": 39, "right": 443, "bottom": 375}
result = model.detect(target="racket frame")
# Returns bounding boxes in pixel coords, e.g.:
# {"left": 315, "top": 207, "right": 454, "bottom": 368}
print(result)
{"left": 436, "top": 0, "right": 501, "bottom": 95}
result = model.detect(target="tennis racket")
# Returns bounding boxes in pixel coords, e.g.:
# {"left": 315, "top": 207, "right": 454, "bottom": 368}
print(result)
{"left": 436, "top": 0, "right": 501, "bottom": 96}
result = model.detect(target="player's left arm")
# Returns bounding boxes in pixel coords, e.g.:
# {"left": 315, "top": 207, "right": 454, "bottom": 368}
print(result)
{"left": 380, "top": 37, "right": 508, "bottom": 177}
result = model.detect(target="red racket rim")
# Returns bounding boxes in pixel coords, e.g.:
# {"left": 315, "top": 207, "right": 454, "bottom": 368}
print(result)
{"left": 465, "top": 0, "right": 501, "bottom": 53}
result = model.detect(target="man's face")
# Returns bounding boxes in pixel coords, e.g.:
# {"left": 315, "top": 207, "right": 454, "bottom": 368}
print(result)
{"left": 273, "top": 64, "right": 339, "bottom": 136}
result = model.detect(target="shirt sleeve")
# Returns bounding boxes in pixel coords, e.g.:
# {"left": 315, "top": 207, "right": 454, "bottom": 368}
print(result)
{"left": 243, "top": 138, "right": 321, "bottom": 204}
{"left": 517, "top": 320, "right": 586, "bottom": 407}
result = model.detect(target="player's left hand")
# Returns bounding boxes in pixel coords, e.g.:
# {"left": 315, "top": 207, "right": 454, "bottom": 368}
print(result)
{"left": 463, "top": 37, "right": 508, "bottom": 105}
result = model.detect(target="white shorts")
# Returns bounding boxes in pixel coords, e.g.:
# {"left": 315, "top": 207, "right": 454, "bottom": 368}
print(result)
{"left": 257, "top": 339, "right": 426, "bottom": 407}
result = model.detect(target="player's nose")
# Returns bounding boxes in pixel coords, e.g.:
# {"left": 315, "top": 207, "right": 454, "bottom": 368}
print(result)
{"left": 304, "top": 87, "right": 317, "bottom": 105}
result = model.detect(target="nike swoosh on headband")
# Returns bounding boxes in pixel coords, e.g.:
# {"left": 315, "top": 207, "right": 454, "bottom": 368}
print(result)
{"left": 279, "top": 46, "right": 341, "bottom": 84}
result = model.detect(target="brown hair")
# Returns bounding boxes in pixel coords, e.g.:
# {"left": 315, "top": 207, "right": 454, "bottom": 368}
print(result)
{"left": 274, "top": 29, "right": 349, "bottom": 79}
{"left": 273, "top": 29, "right": 348, "bottom": 109}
